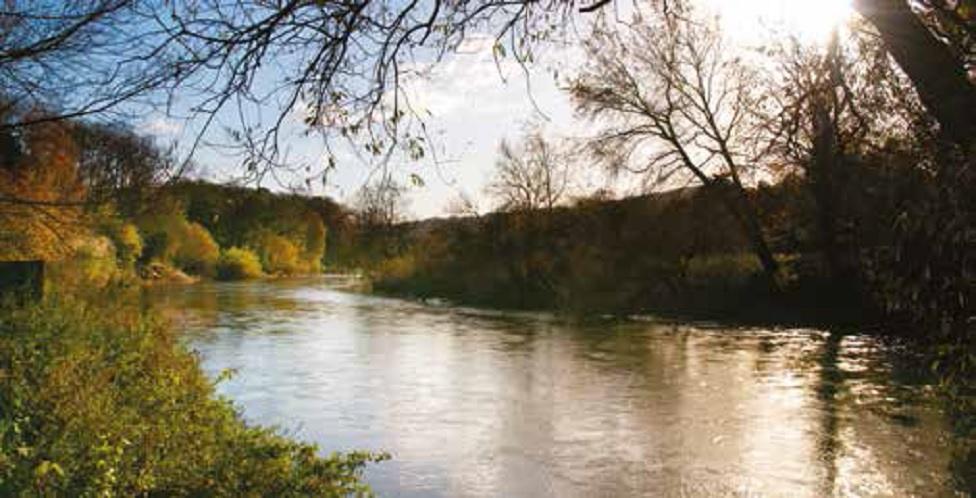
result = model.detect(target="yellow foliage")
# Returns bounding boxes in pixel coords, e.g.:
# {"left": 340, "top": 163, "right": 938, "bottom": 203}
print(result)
{"left": 216, "top": 247, "right": 263, "bottom": 280}
{"left": 115, "top": 223, "right": 143, "bottom": 268}
{"left": 173, "top": 222, "right": 219, "bottom": 276}
{"left": 46, "top": 236, "right": 119, "bottom": 293}
{"left": 258, "top": 234, "right": 302, "bottom": 275}
{"left": 301, "top": 212, "right": 327, "bottom": 272}
{"left": 0, "top": 119, "right": 86, "bottom": 261}
{"left": 376, "top": 253, "right": 416, "bottom": 281}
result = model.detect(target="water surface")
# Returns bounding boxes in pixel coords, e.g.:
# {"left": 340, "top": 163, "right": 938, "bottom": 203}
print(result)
{"left": 149, "top": 276, "right": 966, "bottom": 497}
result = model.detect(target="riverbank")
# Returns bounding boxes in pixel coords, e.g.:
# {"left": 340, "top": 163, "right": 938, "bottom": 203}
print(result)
{"left": 344, "top": 187, "right": 890, "bottom": 330}
{"left": 0, "top": 293, "right": 384, "bottom": 495}
{"left": 370, "top": 258, "right": 880, "bottom": 330}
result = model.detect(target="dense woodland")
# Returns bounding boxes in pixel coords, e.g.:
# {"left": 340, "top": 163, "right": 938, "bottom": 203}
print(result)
{"left": 0, "top": 0, "right": 974, "bottom": 495}
{"left": 0, "top": 119, "right": 351, "bottom": 284}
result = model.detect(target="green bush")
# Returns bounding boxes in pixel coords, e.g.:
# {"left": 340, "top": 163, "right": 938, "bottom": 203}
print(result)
{"left": 0, "top": 298, "right": 385, "bottom": 496}
{"left": 45, "top": 236, "right": 121, "bottom": 293}
{"left": 137, "top": 212, "right": 220, "bottom": 277}
{"left": 216, "top": 247, "right": 264, "bottom": 281}
{"left": 94, "top": 208, "right": 144, "bottom": 271}
{"left": 301, "top": 213, "right": 327, "bottom": 273}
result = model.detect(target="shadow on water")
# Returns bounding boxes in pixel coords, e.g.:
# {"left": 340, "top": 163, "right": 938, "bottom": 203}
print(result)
{"left": 146, "top": 277, "right": 972, "bottom": 497}
{"left": 816, "top": 332, "right": 842, "bottom": 497}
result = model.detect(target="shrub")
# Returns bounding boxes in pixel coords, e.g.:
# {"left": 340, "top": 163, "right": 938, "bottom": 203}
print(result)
{"left": 257, "top": 234, "right": 303, "bottom": 275}
{"left": 684, "top": 253, "right": 762, "bottom": 288}
{"left": 46, "top": 236, "right": 120, "bottom": 293}
{"left": 216, "top": 247, "right": 263, "bottom": 280}
{"left": 136, "top": 212, "right": 185, "bottom": 263}
{"left": 114, "top": 223, "right": 144, "bottom": 269}
{"left": 301, "top": 212, "right": 327, "bottom": 273}
{"left": 93, "top": 207, "right": 144, "bottom": 270}
{"left": 0, "top": 298, "right": 385, "bottom": 496}
{"left": 173, "top": 222, "right": 220, "bottom": 277}
{"left": 374, "top": 253, "right": 417, "bottom": 284}
{"left": 137, "top": 212, "right": 220, "bottom": 277}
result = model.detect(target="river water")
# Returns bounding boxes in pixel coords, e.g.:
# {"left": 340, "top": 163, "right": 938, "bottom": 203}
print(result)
{"left": 148, "top": 276, "right": 969, "bottom": 497}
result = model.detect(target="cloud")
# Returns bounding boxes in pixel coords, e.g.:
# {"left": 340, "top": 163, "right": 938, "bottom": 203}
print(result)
{"left": 138, "top": 116, "right": 183, "bottom": 137}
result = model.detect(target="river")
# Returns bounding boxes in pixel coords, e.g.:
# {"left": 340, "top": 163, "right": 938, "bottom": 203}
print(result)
{"left": 148, "top": 276, "right": 969, "bottom": 497}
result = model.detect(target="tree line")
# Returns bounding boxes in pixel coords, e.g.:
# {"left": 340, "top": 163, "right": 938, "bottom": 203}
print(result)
{"left": 344, "top": 2, "right": 973, "bottom": 397}
{"left": 1, "top": 0, "right": 971, "bottom": 334}
{"left": 0, "top": 116, "right": 347, "bottom": 283}
{"left": 0, "top": 0, "right": 973, "bottom": 493}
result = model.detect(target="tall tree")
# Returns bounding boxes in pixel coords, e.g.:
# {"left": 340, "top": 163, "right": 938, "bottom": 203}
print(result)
{"left": 1, "top": 0, "right": 970, "bottom": 165}
{"left": 853, "top": 0, "right": 976, "bottom": 146}
{"left": 487, "top": 134, "right": 569, "bottom": 213}
{"left": 74, "top": 123, "right": 177, "bottom": 217}
{"left": 0, "top": 117, "right": 86, "bottom": 259}
{"left": 570, "top": 12, "right": 782, "bottom": 286}
{"left": 761, "top": 26, "right": 932, "bottom": 283}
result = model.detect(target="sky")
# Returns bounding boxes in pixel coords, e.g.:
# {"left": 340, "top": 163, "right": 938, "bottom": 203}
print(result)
{"left": 137, "top": 0, "right": 853, "bottom": 219}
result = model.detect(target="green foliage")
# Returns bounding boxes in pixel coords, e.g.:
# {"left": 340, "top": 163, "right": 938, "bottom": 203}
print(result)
{"left": 141, "top": 181, "right": 337, "bottom": 276}
{"left": 684, "top": 254, "right": 762, "bottom": 288}
{"left": 137, "top": 209, "right": 220, "bottom": 278}
{"left": 113, "top": 224, "right": 143, "bottom": 269}
{"left": 165, "top": 180, "right": 339, "bottom": 269}
{"left": 216, "top": 247, "right": 263, "bottom": 281}
{"left": 374, "top": 253, "right": 416, "bottom": 283}
{"left": 45, "top": 236, "right": 122, "bottom": 293}
{"left": 95, "top": 212, "right": 144, "bottom": 270}
{"left": 371, "top": 188, "right": 764, "bottom": 313}
{"left": 0, "top": 298, "right": 386, "bottom": 496}
{"left": 137, "top": 210, "right": 187, "bottom": 264}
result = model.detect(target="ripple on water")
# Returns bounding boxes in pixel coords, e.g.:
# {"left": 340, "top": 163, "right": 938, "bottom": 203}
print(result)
{"left": 147, "top": 278, "right": 967, "bottom": 498}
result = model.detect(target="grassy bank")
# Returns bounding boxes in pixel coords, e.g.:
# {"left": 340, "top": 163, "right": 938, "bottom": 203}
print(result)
{"left": 372, "top": 258, "right": 873, "bottom": 327}
{"left": 0, "top": 295, "right": 385, "bottom": 496}
{"left": 364, "top": 189, "right": 878, "bottom": 327}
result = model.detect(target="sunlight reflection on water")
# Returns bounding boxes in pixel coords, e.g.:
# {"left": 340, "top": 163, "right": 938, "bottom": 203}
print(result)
{"left": 148, "top": 276, "right": 965, "bottom": 497}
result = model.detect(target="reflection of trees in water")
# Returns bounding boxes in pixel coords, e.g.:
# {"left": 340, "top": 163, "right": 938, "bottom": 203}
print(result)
{"left": 815, "top": 331, "right": 843, "bottom": 497}
{"left": 148, "top": 283, "right": 969, "bottom": 496}
{"left": 146, "top": 281, "right": 313, "bottom": 336}
{"left": 809, "top": 332, "right": 972, "bottom": 496}
{"left": 947, "top": 395, "right": 976, "bottom": 492}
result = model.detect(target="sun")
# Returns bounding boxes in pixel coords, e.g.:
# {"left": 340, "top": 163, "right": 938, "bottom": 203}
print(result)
{"left": 699, "top": 0, "right": 854, "bottom": 43}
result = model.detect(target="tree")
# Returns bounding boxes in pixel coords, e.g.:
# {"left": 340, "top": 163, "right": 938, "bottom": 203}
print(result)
{"left": 216, "top": 247, "right": 263, "bottom": 280}
{"left": 173, "top": 222, "right": 220, "bottom": 276}
{"left": 301, "top": 211, "right": 327, "bottom": 272}
{"left": 354, "top": 178, "right": 406, "bottom": 229}
{"left": 0, "top": 117, "right": 86, "bottom": 260}
{"left": 74, "top": 123, "right": 178, "bottom": 218}
{"left": 570, "top": 11, "right": 782, "bottom": 285}
{"left": 851, "top": 0, "right": 976, "bottom": 146}
{"left": 760, "top": 27, "right": 932, "bottom": 283}
{"left": 0, "top": 0, "right": 970, "bottom": 169}
{"left": 0, "top": 1, "right": 181, "bottom": 130}
{"left": 254, "top": 233, "right": 303, "bottom": 275}
{"left": 487, "top": 134, "right": 569, "bottom": 213}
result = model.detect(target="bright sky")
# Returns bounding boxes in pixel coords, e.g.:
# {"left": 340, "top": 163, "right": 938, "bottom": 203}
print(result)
{"left": 141, "top": 0, "right": 855, "bottom": 219}
{"left": 702, "top": 0, "right": 852, "bottom": 43}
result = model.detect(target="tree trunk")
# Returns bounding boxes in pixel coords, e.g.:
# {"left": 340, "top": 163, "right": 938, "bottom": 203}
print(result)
{"left": 809, "top": 33, "right": 859, "bottom": 285}
{"left": 854, "top": 0, "right": 976, "bottom": 146}
{"left": 709, "top": 181, "right": 782, "bottom": 290}
{"left": 810, "top": 102, "right": 858, "bottom": 284}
